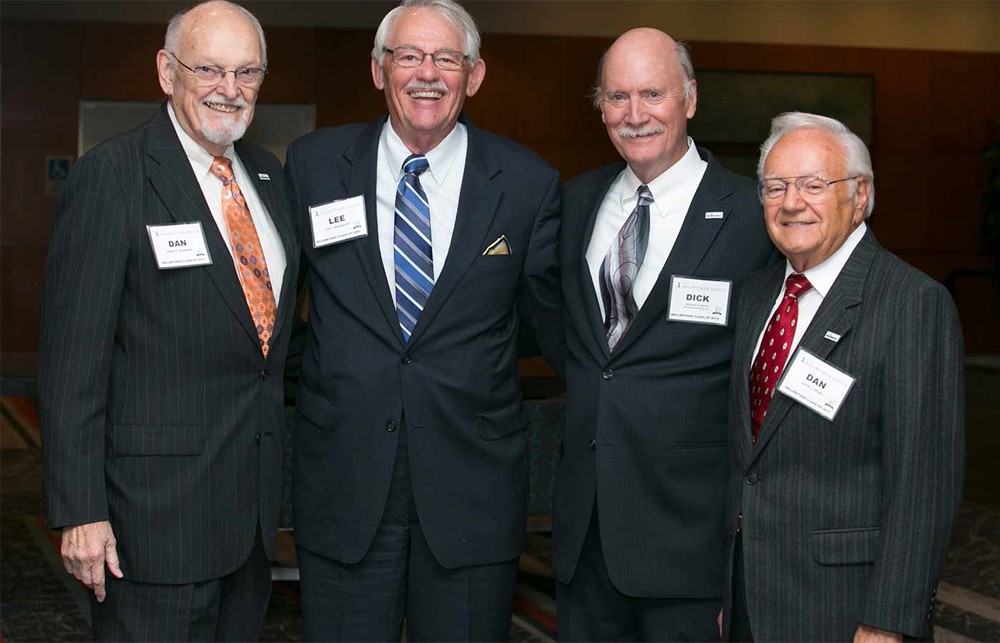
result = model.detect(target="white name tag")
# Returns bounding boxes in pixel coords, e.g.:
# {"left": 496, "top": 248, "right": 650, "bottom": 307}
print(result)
{"left": 309, "top": 195, "right": 368, "bottom": 248}
{"left": 146, "top": 222, "right": 212, "bottom": 269}
{"left": 667, "top": 276, "right": 732, "bottom": 326}
{"left": 777, "top": 348, "right": 856, "bottom": 421}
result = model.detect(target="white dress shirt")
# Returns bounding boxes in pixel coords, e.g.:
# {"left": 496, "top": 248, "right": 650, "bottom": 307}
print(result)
{"left": 167, "top": 103, "right": 286, "bottom": 303}
{"left": 751, "top": 222, "right": 869, "bottom": 362}
{"left": 376, "top": 119, "right": 468, "bottom": 306}
{"left": 586, "top": 138, "right": 708, "bottom": 319}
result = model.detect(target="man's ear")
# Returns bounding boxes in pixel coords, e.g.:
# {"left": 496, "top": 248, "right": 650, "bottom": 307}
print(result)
{"left": 465, "top": 58, "right": 486, "bottom": 97}
{"left": 371, "top": 57, "right": 386, "bottom": 91}
{"left": 156, "top": 49, "right": 175, "bottom": 96}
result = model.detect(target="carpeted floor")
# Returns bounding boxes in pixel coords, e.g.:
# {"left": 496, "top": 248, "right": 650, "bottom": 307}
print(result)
{"left": 3, "top": 366, "right": 998, "bottom": 642}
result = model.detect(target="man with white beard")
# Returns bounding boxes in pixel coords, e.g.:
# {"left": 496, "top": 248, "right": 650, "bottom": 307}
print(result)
{"left": 38, "top": 1, "right": 298, "bottom": 639}
{"left": 553, "top": 28, "right": 776, "bottom": 641}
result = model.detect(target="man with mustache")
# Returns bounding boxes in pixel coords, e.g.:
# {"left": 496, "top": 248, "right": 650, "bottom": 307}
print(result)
{"left": 553, "top": 28, "right": 775, "bottom": 640}
{"left": 39, "top": 1, "right": 298, "bottom": 639}
{"left": 284, "top": 0, "right": 564, "bottom": 640}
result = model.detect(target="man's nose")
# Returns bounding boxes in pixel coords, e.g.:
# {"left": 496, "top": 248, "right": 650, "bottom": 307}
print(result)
{"left": 415, "top": 54, "right": 440, "bottom": 79}
{"left": 781, "top": 184, "right": 807, "bottom": 210}
{"left": 624, "top": 96, "right": 646, "bottom": 123}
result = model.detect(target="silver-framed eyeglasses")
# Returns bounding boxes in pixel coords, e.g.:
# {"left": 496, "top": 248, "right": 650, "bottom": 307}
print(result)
{"left": 758, "top": 175, "right": 860, "bottom": 203}
{"left": 600, "top": 88, "right": 686, "bottom": 109}
{"left": 383, "top": 46, "right": 468, "bottom": 71}
{"left": 168, "top": 52, "right": 267, "bottom": 88}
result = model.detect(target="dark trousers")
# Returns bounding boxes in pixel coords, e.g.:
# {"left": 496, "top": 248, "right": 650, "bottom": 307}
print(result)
{"left": 557, "top": 506, "right": 721, "bottom": 642}
{"left": 298, "top": 419, "right": 519, "bottom": 642}
{"left": 90, "top": 527, "right": 272, "bottom": 642}
{"left": 729, "top": 533, "right": 754, "bottom": 642}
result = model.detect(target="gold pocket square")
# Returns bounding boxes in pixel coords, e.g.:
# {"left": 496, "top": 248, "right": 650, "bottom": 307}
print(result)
{"left": 483, "top": 235, "right": 512, "bottom": 256}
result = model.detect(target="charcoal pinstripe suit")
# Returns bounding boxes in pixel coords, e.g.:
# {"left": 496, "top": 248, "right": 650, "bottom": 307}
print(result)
{"left": 722, "top": 229, "right": 965, "bottom": 640}
{"left": 39, "top": 104, "right": 298, "bottom": 593}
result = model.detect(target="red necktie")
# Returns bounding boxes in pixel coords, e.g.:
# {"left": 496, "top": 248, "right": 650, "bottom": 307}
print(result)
{"left": 749, "top": 273, "right": 812, "bottom": 441}
{"left": 210, "top": 156, "right": 277, "bottom": 357}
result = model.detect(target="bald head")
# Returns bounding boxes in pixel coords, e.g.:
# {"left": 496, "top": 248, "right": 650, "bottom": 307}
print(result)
{"left": 165, "top": 0, "right": 267, "bottom": 68}
{"left": 591, "top": 28, "right": 694, "bottom": 108}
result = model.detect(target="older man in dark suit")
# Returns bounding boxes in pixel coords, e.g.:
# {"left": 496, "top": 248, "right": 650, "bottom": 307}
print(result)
{"left": 554, "top": 27, "right": 776, "bottom": 641}
{"left": 284, "top": 0, "right": 564, "bottom": 640}
{"left": 722, "top": 112, "right": 964, "bottom": 642}
{"left": 38, "top": 1, "right": 298, "bottom": 639}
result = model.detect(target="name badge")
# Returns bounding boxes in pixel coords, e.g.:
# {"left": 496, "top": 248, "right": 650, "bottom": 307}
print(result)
{"left": 667, "top": 276, "right": 732, "bottom": 326}
{"left": 309, "top": 195, "right": 368, "bottom": 248}
{"left": 146, "top": 222, "right": 212, "bottom": 269}
{"left": 777, "top": 348, "right": 856, "bottom": 421}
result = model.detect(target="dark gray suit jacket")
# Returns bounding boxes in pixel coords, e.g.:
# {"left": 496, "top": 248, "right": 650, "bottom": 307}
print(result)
{"left": 39, "top": 104, "right": 300, "bottom": 584}
{"left": 553, "top": 149, "right": 776, "bottom": 597}
{"left": 722, "top": 229, "right": 965, "bottom": 640}
{"left": 284, "top": 115, "right": 564, "bottom": 569}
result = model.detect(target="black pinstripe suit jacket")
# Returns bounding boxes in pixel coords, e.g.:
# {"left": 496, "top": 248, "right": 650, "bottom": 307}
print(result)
{"left": 722, "top": 229, "right": 965, "bottom": 640}
{"left": 553, "top": 149, "right": 778, "bottom": 597}
{"left": 39, "top": 104, "right": 300, "bottom": 584}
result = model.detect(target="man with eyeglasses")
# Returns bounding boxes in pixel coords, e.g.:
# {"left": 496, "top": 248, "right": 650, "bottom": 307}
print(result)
{"left": 283, "top": 0, "right": 564, "bottom": 639}
{"left": 721, "top": 112, "right": 964, "bottom": 642}
{"left": 553, "top": 28, "right": 776, "bottom": 641}
{"left": 38, "top": 1, "right": 297, "bottom": 639}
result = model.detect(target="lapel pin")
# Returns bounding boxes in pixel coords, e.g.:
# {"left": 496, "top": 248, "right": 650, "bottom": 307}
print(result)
{"left": 705, "top": 211, "right": 724, "bottom": 220}
{"left": 824, "top": 330, "right": 841, "bottom": 343}
{"left": 258, "top": 173, "right": 270, "bottom": 181}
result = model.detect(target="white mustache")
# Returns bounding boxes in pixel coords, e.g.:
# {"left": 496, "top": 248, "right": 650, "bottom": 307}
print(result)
{"left": 617, "top": 125, "right": 665, "bottom": 138}
{"left": 404, "top": 80, "right": 448, "bottom": 94}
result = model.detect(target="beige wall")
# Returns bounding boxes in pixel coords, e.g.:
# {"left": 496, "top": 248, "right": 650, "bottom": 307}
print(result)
{"left": 3, "top": 0, "right": 998, "bottom": 53}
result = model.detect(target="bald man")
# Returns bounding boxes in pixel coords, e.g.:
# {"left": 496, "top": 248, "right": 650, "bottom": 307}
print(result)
{"left": 39, "top": 1, "right": 298, "bottom": 639}
{"left": 553, "top": 29, "right": 776, "bottom": 640}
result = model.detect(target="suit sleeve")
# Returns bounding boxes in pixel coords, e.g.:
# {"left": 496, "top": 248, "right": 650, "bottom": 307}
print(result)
{"left": 518, "top": 170, "right": 566, "bottom": 380}
{"left": 860, "top": 281, "right": 965, "bottom": 636}
{"left": 282, "top": 142, "right": 308, "bottom": 386}
{"left": 38, "top": 150, "right": 130, "bottom": 529}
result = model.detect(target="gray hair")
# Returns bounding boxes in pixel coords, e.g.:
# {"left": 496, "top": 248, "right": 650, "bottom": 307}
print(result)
{"left": 372, "top": 0, "right": 481, "bottom": 68}
{"left": 758, "top": 111, "right": 875, "bottom": 218}
{"left": 164, "top": 0, "right": 268, "bottom": 67}
{"left": 590, "top": 40, "right": 696, "bottom": 109}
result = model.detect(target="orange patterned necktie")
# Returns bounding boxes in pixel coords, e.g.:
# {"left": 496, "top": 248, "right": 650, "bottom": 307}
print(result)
{"left": 210, "top": 156, "right": 277, "bottom": 357}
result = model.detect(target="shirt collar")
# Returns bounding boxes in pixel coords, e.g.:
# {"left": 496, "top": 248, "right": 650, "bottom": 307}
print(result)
{"left": 787, "top": 222, "right": 869, "bottom": 298}
{"left": 619, "top": 137, "right": 702, "bottom": 218}
{"left": 383, "top": 119, "right": 466, "bottom": 188}
{"left": 167, "top": 103, "right": 236, "bottom": 178}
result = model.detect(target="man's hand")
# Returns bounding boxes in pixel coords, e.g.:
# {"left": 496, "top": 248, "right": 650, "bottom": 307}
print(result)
{"left": 717, "top": 608, "right": 724, "bottom": 639}
{"left": 854, "top": 624, "right": 903, "bottom": 643}
{"left": 61, "top": 521, "right": 123, "bottom": 602}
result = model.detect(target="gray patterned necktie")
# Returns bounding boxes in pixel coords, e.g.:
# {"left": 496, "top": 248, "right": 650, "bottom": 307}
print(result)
{"left": 600, "top": 184, "right": 653, "bottom": 350}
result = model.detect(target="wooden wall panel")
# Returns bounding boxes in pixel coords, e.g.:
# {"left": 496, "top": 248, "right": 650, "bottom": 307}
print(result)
{"left": 1, "top": 20, "right": 998, "bottom": 359}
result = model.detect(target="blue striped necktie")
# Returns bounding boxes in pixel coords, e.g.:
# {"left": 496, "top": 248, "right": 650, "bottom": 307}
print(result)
{"left": 600, "top": 184, "right": 653, "bottom": 350}
{"left": 393, "top": 154, "right": 433, "bottom": 342}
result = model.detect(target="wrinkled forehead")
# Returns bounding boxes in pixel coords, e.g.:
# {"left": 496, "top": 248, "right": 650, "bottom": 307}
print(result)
{"left": 765, "top": 130, "right": 846, "bottom": 177}
{"left": 178, "top": 10, "right": 262, "bottom": 61}
{"left": 389, "top": 7, "right": 466, "bottom": 52}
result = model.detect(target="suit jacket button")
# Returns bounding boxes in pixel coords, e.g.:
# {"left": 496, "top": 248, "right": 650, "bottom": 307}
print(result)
{"left": 401, "top": 352, "right": 412, "bottom": 365}
{"left": 589, "top": 438, "right": 597, "bottom": 449}
{"left": 602, "top": 368, "right": 613, "bottom": 380}
{"left": 260, "top": 369, "right": 269, "bottom": 380}
{"left": 255, "top": 432, "right": 262, "bottom": 443}
{"left": 386, "top": 420, "right": 397, "bottom": 433}
{"left": 745, "top": 472, "right": 758, "bottom": 485}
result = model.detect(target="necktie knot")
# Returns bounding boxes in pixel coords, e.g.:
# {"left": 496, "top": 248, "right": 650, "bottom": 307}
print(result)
{"left": 403, "top": 154, "right": 429, "bottom": 177}
{"left": 210, "top": 156, "right": 235, "bottom": 186}
{"left": 784, "top": 273, "right": 813, "bottom": 300}
{"left": 636, "top": 184, "right": 654, "bottom": 208}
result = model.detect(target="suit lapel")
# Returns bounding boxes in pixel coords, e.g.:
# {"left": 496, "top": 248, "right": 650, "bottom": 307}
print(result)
{"left": 612, "top": 148, "right": 734, "bottom": 356}
{"left": 734, "top": 264, "right": 784, "bottom": 461}
{"left": 342, "top": 117, "right": 403, "bottom": 345}
{"left": 235, "top": 140, "right": 299, "bottom": 356}
{"left": 406, "top": 120, "right": 502, "bottom": 346}
{"left": 145, "top": 105, "right": 260, "bottom": 346}
{"left": 573, "top": 165, "right": 623, "bottom": 362}
{"left": 749, "top": 229, "right": 877, "bottom": 461}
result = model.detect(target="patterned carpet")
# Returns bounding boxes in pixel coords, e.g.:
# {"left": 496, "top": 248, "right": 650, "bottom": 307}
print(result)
{"left": 3, "top": 372, "right": 998, "bottom": 642}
